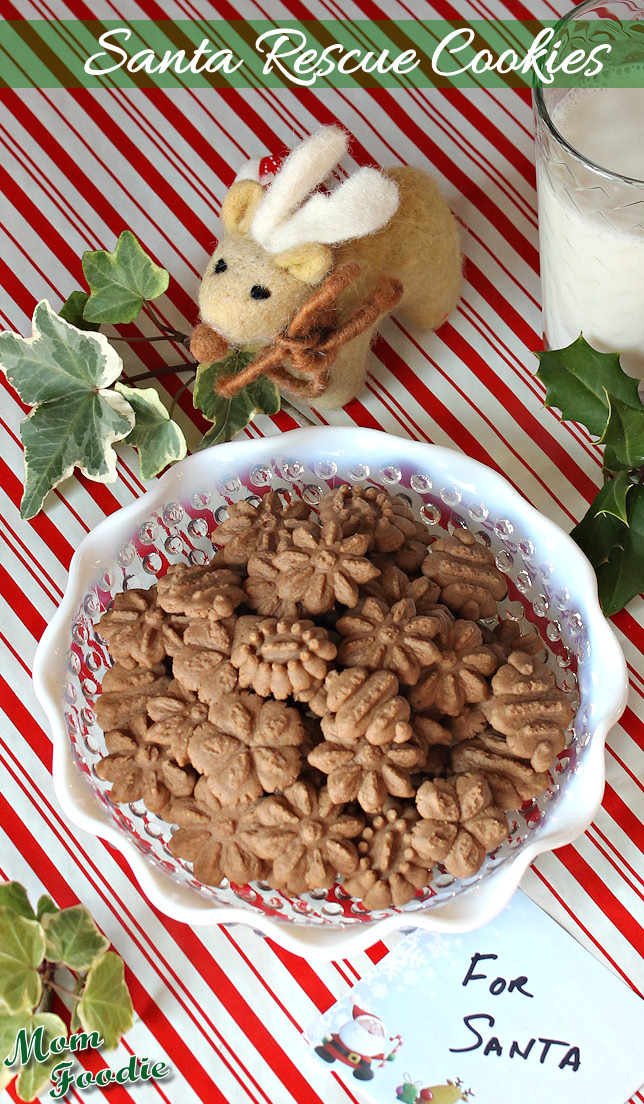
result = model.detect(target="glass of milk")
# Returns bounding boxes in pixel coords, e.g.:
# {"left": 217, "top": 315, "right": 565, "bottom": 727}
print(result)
{"left": 534, "top": 0, "right": 644, "bottom": 375}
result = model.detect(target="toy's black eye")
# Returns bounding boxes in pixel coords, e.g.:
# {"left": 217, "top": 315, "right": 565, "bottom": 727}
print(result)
{"left": 250, "top": 285, "right": 271, "bottom": 300}
{"left": 213, "top": 258, "right": 227, "bottom": 274}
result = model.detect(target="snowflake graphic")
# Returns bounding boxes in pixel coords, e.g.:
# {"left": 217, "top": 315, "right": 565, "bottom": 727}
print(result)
{"left": 371, "top": 982, "right": 388, "bottom": 1000}
{"left": 398, "top": 932, "right": 428, "bottom": 962}
{"left": 378, "top": 954, "right": 409, "bottom": 983}
{"left": 424, "top": 935, "right": 452, "bottom": 960}
{"left": 380, "top": 932, "right": 429, "bottom": 977}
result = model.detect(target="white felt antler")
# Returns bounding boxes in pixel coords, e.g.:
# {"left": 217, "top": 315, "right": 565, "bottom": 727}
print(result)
{"left": 251, "top": 126, "right": 348, "bottom": 248}
{"left": 250, "top": 126, "right": 399, "bottom": 253}
{"left": 262, "top": 169, "right": 399, "bottom": 253}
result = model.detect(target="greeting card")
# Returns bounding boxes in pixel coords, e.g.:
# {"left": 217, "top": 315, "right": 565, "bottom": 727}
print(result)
{"left": 305, "top": 891, "right": 644, "bottom": 1104}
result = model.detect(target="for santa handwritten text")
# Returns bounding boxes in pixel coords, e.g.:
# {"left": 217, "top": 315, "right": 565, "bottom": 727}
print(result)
{"left": 449, "top": 953, "right": 581, "bottom": 1072}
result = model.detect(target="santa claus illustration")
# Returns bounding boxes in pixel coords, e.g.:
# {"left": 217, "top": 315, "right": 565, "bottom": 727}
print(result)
{"left": 315, "top": 1004, "right": 403, "bottom": 1081}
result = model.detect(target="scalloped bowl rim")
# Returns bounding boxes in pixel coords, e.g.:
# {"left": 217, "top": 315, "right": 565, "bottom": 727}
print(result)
{"left": 33, "top": 427, "right": 628, "bottom": 959}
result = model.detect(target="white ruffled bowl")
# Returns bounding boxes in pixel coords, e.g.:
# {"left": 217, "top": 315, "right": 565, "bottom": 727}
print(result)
{"left": 33, "top": 427, "right": 627, "bottom": 959}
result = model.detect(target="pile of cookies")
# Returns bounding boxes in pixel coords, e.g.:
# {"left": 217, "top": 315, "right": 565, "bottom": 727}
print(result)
{"left": 93, "top": 485, "right": 573, "bottom": 911}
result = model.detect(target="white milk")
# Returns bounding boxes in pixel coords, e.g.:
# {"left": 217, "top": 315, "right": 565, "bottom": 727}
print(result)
{"left": 537, "top": 87, "right": 644, "bottom": 375}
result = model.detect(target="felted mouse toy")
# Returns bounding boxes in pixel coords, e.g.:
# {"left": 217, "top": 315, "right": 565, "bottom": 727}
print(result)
{"left": 191, "top": 126, "right": 462, "bottom": 409}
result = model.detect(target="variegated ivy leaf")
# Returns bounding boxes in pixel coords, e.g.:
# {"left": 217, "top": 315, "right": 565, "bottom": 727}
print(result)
{"left": 0, "top": 1008, "right": 32, "bottom": 1065}
{"left": 0, "top": 300, "right": 134, "bottom": 519}
{"left": 193, "top": 351, "right": 280, "bottom": 450}
{"left": 0, "top": 910, "right": 45, "bottom": 1014}
{"left": 82, "top": 230, "right": 170, "bottom": 324}
{"left": 0, "top": 884, "right": 35, "bottom": 922}
{"left": 115, "top": 382, "right": 187, "bottom": 480}
{"left": 36, "top": 897, "right": 57, "bottom": 922}
{"left": 0, "top": 1065, "right": 15, "bottom": 1093}
{"left": 76, "top": 952, "right": 134, "bottom": 1050}
{"left": 41, "top": 906, "right": 109, "bottom": 974}
{"left": 15, "top": 1013, "right": 68, "bottom": 1103}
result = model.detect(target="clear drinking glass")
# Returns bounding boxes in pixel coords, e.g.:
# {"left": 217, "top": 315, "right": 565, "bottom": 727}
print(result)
{"left": 534, "top": 0, "right": 644, "bottom": 375}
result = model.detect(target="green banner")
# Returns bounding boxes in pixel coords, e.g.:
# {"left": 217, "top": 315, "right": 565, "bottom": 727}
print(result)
{"left": 0, "top": 19, "right": 643, "bottom": 90}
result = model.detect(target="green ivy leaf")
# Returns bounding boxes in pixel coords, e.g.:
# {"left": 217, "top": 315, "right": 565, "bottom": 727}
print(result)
{"left": 600, "top": 389, "right": 644, "bottom": 469}
{"left": 0, "top": 885, "right": 35, "bottom": 922}
{"left": 82, "top": 230, "right": 170, "bottom": 324}
{"left": 59, "top": 291, "right": 100, "bottom": 332}
{"left": 535, "top": 337, "right": 642, "bottom": 436}
{"left": 76, "top": 952, "right": 133, "bottom": 1050}
{"left": 595, "top": 484, "right": 644, "bottom": 617}
{"left": 193, "top": 351, "right": 280, "bottom": 449}
{"left": 0, "top": 300, "right": 135, "bottom": 519}
{"left": 193, "top": 350, "right": 254, "bottom": 420}
{"left": 41, "top": 907, "right": 109, "bottom": 974}
{"left": 15, "top": 1013, "right": 67, "bottom": 1103}
{"left": 246, "top": 374, "right": 281, "bottom": 418}
{"left": 0, "top": 912, "right": 45, "bottom": 1013}
{"left": 36, "top": 897, "right": 57, "bottom": 922}
{"left": 114, "top": 382, "right": 187, "bottom": 480}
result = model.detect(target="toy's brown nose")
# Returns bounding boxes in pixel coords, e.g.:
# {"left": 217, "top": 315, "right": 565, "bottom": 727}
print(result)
{"left": 250, "top": 285, "right": 271, "bottom": 300}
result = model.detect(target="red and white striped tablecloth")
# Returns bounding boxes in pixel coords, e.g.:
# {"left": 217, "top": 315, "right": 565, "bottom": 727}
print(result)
{"left": 1, "top": 3, "right": 643, "bottom": 1102}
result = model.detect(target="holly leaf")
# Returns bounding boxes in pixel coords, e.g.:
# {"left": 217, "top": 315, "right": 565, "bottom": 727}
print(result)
{"left": 0, "top": 300, "right": 135, "bottom": 519}
{"left": 36, "top": 897, "right": 57, "bottom": 922}
{"left": 593, "top": 469, "right": 633, "bottom": 526}
{"left": 59, "top": 290, "right": 100, "bottom": 332}
{"left": 76, "top": 952, "right": 133, "bottom": 1049}
{"left": 571, "top": 478, "right": 627, "bottom": 570}
{"left": 193, "top": 351, "right": 280, "bottom": 450}
{"left": 82, "top": 230, "right": 169, "bottom": 324}
{"left": 600, "top": 389, "right": 644, "bottom": 469}
{"left": 41, "top": 907, "right": 109, "bottom": 974}
{"left": 602, "top": 444, "right": 627, "bottom": 476}
{"left": 15, "top": 1013, "right": 67, "bottom": 1103}
{"left": 114, "top": 382, "right": 187, "bottom": 480}
{"left": 536, "top": 337, "right": 642, "bottom": 436}
{"left": 0, "top": 912, "right": 45, "bottom": 1013}
{"left": 595, "top": 484, "right": 644, "bottom": 616}
{"left": 0, "top": 885, "right": 35, "bottom": 922}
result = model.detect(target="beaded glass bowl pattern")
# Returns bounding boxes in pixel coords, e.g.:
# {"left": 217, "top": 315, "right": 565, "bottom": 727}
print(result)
{"left": 34, "top": 427, "right": 627, "bottom": 959}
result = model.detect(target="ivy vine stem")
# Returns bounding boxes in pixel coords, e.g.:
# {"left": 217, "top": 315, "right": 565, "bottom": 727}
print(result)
{"left": 124, "top": 363, "right": 198, "bottom": 385}
{"left": 50, "top": 981, "right": 81, "bottom": 1003}
{"left": 37, "top": 960, "right": 56, "bottom": 1013}
{"left": 142, "top": 298, "right": 181, "bottom": 335}
{"left": 169, "top": 376, "right": 194, "bottom": 417}
{"left": 111, "top": 334, "right": 189, "bottom": 345}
